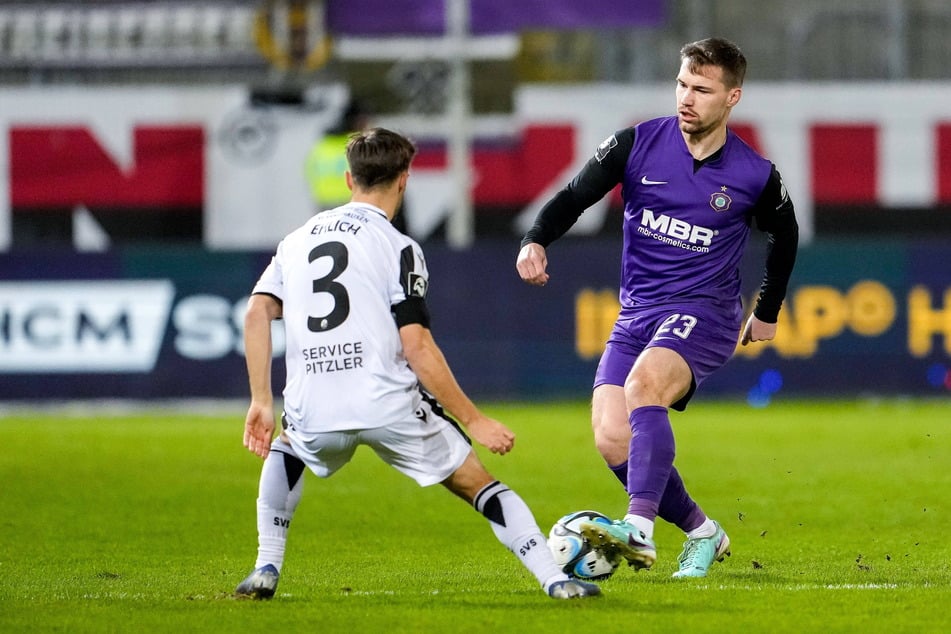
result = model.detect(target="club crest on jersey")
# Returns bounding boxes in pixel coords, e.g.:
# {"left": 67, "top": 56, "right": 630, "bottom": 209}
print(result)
{"left": 408, "top": 273, "right": 428, "bottom": 298}
{"left": 709, "top": 191, "right": 732, "bottom": 212}
{"left": 595, "top": 134, "right": 618, "bottom": 162}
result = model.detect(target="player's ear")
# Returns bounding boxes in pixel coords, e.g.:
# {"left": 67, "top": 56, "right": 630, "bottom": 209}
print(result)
{"left": 345, "top": 171, "right": 354, "bottom": 191}
{"left": 727, "top": 87, "right": 742, "bottom": 107}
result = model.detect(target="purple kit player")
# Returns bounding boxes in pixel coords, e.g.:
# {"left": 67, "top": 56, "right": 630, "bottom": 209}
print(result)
{"left": 516, "top": 38, "right": 799, "bottom": 578}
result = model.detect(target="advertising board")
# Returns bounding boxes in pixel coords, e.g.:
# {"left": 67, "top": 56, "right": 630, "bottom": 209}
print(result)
{"left": 1, "top": 240, "right": 948, "bottom": 402}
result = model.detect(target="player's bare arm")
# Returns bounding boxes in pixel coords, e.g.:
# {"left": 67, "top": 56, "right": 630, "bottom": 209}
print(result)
{"left": 399, "top": 323, "right": 515, "bottom": 455}
{"left": 243, "top": 293, "right": 282, "bottom": 459}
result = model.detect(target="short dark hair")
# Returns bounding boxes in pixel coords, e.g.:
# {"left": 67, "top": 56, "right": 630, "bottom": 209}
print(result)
{"left": 680, "top": 38, "right": 747, "bottom": 88}
{"left": 345, "top": 127, "right": 417, "bottom": 190}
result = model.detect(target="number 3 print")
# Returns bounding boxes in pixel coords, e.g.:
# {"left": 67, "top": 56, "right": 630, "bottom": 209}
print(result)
{"left": 307, "top": 241, "right": 350, "bottom": 332}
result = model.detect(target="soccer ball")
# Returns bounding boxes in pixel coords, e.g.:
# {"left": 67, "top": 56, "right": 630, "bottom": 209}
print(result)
{"left": 547, "top": 510, "right": 620, "bottom": 580}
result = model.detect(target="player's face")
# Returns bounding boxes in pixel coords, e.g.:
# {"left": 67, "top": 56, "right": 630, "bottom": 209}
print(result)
{"left": 675, "top": 60, "right": 741, "bottom": 138}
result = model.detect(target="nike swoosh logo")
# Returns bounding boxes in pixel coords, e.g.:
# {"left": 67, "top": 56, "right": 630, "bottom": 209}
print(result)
{"left": 641, "top": 176, "right": 668, "bottom": 185}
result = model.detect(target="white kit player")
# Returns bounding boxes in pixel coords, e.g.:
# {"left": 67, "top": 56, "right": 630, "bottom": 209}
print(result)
{"left": 235, "top": 127, "right": 600, "bottom": 600}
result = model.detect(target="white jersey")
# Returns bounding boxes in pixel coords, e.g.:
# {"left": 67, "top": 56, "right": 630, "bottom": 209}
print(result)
{"left": 252, "top": 202, "right": 429, "bottom": 435}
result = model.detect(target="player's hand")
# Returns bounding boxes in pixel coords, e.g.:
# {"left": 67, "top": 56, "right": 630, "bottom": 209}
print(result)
{"left": 741, "top": 314, "right": 778, "bottom": 345}
{"left": 243, "top": 401, "right": 276, "bottom": 459}
{"left": 467, "top": 415, "right": 516, "bottom": 455}
{"left": 516, "top": 242, "right": 550, "bottom": 286}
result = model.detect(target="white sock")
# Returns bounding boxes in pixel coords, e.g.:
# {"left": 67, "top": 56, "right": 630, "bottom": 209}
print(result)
{"left": 686, "top": 518, "right": 717, "bottom": 540}
{"left": 253, "top": 439, "right": 305, "bottom": 573}
{"left": 623, "top": 513, "right": 655, "bottom": 539}
{"left": 473, "top": 481, "right": 568, "bottom": 591}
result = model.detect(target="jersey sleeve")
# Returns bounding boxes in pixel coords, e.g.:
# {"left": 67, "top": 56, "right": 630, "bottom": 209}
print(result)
{"left": 749, "top": 165, "right": 799, "bottom": 322}
{"left": 251, "top": 248, "right": 285, "bottom": 302}
{"left": 521, "top": 127, "right": 634, "bottom": 248}
{"left": 390, "top": 239, "right": 432, "bottom": 328}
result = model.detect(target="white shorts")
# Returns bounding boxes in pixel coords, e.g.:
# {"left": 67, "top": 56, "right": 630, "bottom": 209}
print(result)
{"left": 280, "top": 398, "right": 472, "bottom": 487}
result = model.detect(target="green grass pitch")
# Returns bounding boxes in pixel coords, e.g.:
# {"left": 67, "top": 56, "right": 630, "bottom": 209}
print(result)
{"left": 1, "top": 398, "right": 949, "bottom": 632}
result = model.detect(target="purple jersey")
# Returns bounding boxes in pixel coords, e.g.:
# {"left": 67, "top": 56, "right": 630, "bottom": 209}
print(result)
{"left": 619, "top": 116, "right": 772, "bottom": 315}
{"left": 523, "top": 116, "right": 798, "bottom": 322}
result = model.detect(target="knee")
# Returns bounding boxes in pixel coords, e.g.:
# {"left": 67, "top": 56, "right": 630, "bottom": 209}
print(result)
{"left": 623, "top": 375, "right": 650, "bottom": 409}
{"left": 624, "top": 373, "right": 670, "bottom": 410}
{"left": 624, "top": 348, "right": 692, "bottom": 408}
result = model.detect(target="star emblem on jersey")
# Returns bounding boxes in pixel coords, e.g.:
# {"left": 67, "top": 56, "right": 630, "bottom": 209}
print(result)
{"left": 709, "top": 191, "right": 732, "bottom": 211}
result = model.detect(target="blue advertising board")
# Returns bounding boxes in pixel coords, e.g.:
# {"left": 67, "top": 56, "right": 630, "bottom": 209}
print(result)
{"left": 1, "top": 238, "right": 949, "bottom": 403}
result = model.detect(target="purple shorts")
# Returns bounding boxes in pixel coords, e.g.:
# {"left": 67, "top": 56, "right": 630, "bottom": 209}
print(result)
{"left": 593, "top": 302, "right": 743, "bottom": 411}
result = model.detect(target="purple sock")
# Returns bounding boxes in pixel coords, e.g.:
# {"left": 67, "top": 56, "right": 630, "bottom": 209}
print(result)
{"left": 612, "top": 460, "right": 706, "bottom": 531}
{"left": 609, "top": 461, "right": 628, "bottom": 490}
{"left": 658, "top": 467, "right": 706, "bottom": 533}
{"left": 626, "top": 406, "right": 675, "bottom": 522}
